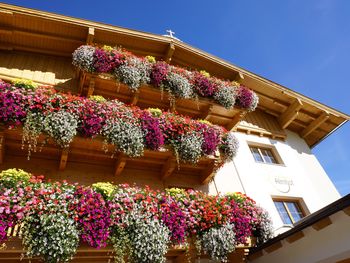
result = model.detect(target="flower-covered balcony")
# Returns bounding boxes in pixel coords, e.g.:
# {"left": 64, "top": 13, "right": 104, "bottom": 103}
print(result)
{"left": 0, "top": 169, "right": 273, "bottom": 263}
{"left": 0, "top": 80, "right": 239, "bottom": 184}
{"left": 72, "top": 45, "right": 258, "bottom": 130}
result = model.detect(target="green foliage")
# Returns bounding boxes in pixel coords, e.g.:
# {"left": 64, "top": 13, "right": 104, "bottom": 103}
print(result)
{"left": 12, "top": 78, "right": 38, "bottom": 90}
{"left": 0, "top": 168, "right": 31, "bottom": 188}
{"left": 92, "top": 182, "right": 115, "bottom": 199}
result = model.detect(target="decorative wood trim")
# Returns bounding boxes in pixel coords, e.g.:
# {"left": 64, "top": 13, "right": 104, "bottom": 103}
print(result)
{"left": 301, "top": 111, "right": 329, "bottom": 138}
{"left": 286, "top": 231, "right": 304, "bottom": 243}
{"left": 86, "top": 77, "right": 95, "bottom": 97}
{"left": 86, "top": 27, "right": 95, "bottom": 44}
{"left": 161, "top": 157, "right": 176, "bottom": 181}
{"left": 312, "top": 216, "right": 332, "bottom": 231}
{"left": 201, "top": 160, "right": 217, "bottom": 184}
{"left": 59, "top": 148, "right": 69, "bottom": 171}
{"left": 165, "top": 43, "right": 175, "bottom": 63}
{"left": 227, "top": 111, "right": 247, "bottom": 131}
{"left": 278, "top": 98, "right": 303, "bottom": 129}
{"left": 114, "top": 154, "right": 126, "bottom": 177}
{"left": 264, "top": 241, "right": 283, "bottom": 254}
{"left": 200, "top": 104, "right": 213, "bottom": 120}
{"left": 130, "top": 90, "right": 140, "bottom": 105}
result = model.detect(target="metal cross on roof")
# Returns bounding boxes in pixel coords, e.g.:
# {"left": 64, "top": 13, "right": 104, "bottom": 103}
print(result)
{"left": 166, "top": 29, "right": 175, "bottom": 38}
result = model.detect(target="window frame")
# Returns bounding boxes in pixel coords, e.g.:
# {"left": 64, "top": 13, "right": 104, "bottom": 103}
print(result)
{"left": 272, "top": 198, "right": 307, "bottom": 225}
{"left": 248, "top": 143, "right": 284, "bottom": 165}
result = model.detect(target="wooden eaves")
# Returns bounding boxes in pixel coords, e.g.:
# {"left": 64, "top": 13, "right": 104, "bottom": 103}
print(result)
{"left": 0, "top": 3, "right": 349, "bottom": 148}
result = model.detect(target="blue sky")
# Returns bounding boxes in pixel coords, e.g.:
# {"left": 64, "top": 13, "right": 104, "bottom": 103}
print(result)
{"left": 4, "top": 0, "right": 349, "bottom": 195}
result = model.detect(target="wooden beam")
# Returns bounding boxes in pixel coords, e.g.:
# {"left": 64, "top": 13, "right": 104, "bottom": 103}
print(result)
{"left": 0, "top": 131, "right": 5, "bottom": 164}
{"left": 264, "top": 241, "right": 283, "bottom": 254}
{"left": 165, "top": 43, "right": 175, "bottom": 63}
{"left": 161, "top": 157, "right": 176, "bottom": 181}
{"left": 130, "top": 90, "right": 140, "bottom": 105}
{"left": 86, "top": 77, "right": 95, "bottom": 97}
{"left": 200, "top": 160, "right": 217, "bottom": 184}
{"left": 86, "top": 27, "right": 95, "bottom": 44}
{"left": 286, "top": 231, "right": 304, "bottom": 243}
{"left": 301, "top": 111, "right": 329, "bottom": 138}
{"left": 115, "top": 154, "right": 126, "bottom": 177}
{"left": 227, "top": 111, "right": 247, "bottom": 131}
{"left": 200, "top": 105, "right": 213, "bottom": 120}
{"left": 248, "top": 250, "right": 264, "bottom": 261}
{"left": 235, "top": 71, "right": 244, "bottom": 81}
{"left": 77, "top": 71, "right": 86, "bottom": 94}
{"left": 59, "top": 148, "right": 69, "bottom": 171}
{"left": 343, "top": 207, "right": 350, "bottom": 216}
{"left": 0, "top": 27, "right": 83, "bottom": 43}
{"left": 278, "top": 98, "right": 303, "bottom": 129}
{"left": 312, "top": 216, "right": 332, "bottom": 231}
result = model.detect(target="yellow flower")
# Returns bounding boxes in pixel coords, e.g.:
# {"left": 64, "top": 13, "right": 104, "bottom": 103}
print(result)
{"left": 12, "top": 78, "right": 38, "bottom": 90}
{"left": 90, "top": 95, "right": 106, "bottom": 103}
{"left": 147, "top": 108, "right": 162, "bottom": 117}
{"left": 200, "top": 70, "right": 210, "bottom": 78}
{"left": 198, "top": 119, "right": 213, "bottom": 126}
{"left": 231, "top": 81, "right": 240, "bottom": 87}
{"left": 146, "top": 55, "right": 156, "bottom": 63}
{"left": 92, "top": 182, "right": 115, "bottom": 198}
{"left": 102, "top": 45, "right": 114, "bottom": 52}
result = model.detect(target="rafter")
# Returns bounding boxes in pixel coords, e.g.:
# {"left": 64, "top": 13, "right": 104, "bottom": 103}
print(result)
{"left": 86, "top": 77, "right": 95, "bottom": 97}
{"left": 115, "top": 154, "right": 126, "bottom": 177}
{"left": 165, "top": 43, "right": 175, "bottom": 63}
{"left": 130, "top": 90, "right": 140, "bottom": 105}
{"left": 86, "top": 27, "right": 95, "bottom": 44}
{"left": 301, "top": 111, "right": 329, "bottom": 138}
{"left": 200, "top": 105, "right": 213, "bottom": 120}
{"left": 227, "top": 111, "right": 247, "bottom": 131}
{"left": 312, "top": 216, "right": 332, "bottom": 231}
{"left": 59, "top": 148, "right": 69, "bottom": 171}
{"left": 161, "top": 157, "right": 177, "bottom": 181}
{"left": 278, "top": 98, "right": 303, "bottom": 129}
{"left": 200, "top": 160, "right": 217, "bottom": 184}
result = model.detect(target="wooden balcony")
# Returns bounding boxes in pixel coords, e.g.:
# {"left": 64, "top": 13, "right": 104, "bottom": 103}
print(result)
{"left": 0, "top": 225, "right": 250, "bottom": 263}
{"left": 77, "top": 71, "right": 246, "bottom": 131}
{"left": 0, "top": 127, "right": 220, "bottom": 185}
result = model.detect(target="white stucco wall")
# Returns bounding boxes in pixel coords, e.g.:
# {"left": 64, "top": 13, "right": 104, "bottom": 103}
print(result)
{"left": 210, "top": 130, "right": 340, "bottom": 233}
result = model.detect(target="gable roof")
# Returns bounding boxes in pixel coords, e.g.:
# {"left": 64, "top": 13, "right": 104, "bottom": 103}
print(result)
{"left": 0, "top": 3, "right": 348, "bottom": 147}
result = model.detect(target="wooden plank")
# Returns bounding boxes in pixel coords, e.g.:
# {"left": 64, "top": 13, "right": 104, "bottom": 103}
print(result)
{"left": 312, "top": 216, "right": 332, "bottom": 231}
{"left": 248, "top": 250, "right": 264, "bottom": 260}
{"left": 86, "top": 27, "right": 95, "bottom": 44}
{"left": 114, "top": 154, "right": 126, "bottom": 177}
{"left": 59, "top": 148, "right": 69, "bottom": 171}
{"left": 278, "top": 98, "right": 303, "bottom": 129}
{"left": 200, "top": 160, "right": 217, "bottom": 184}
{"left": 343, "top": 207, "right": 350, "bottom": 216}
{"left": 264, "top": 241, "right": 283, "bottom": 253}
{"left": 301, "top": 111, "right": 329, "bottom": 138}
{"left": 286, "top": 231, "right": 304, "bottom": 243}
{"left": 130, "top": 90, "right": 140, "bottom": 105}
{"left": 200, "top": 104, "right": 213, "bottom": 120}
{"left": 86, "top": 77, "right": 95, "bottom": 97}
{"left": 165, "top": 43, "right": 175, "bottom": 63}
{"left": 161, "top": 157, "right": 177, "bottom": 181}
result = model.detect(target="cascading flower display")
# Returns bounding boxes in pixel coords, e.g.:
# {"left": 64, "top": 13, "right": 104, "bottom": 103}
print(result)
{"left": 0, "top": 169, "right": 273, "bottom": 262}
{"left": 70, "top": 186, "right": 111, "bottom": 248}
{"left": 72, "top": 45, "right": 259, "bottom": 110}
{"left": 0, "top": 80, "right": 239, "bottom": 164}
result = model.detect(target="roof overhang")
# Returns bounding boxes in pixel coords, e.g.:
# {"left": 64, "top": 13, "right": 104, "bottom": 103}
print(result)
{"left": 0, "top": 3, "right": 348, "bottom": 148}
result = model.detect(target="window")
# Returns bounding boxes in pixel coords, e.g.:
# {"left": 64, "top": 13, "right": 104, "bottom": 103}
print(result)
{"left": 273, "top": 199, "right": 305, "bottom": 224}
{"left": 249, "top": 146, "right": 279, "bottom": 164}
